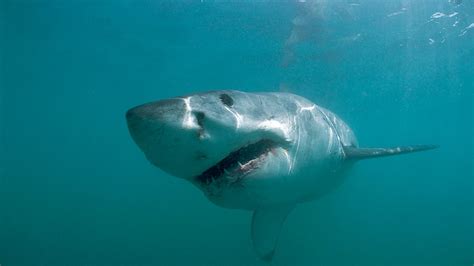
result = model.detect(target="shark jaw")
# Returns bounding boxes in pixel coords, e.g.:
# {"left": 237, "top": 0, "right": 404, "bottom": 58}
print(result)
{"left": 195, "top": 139, "right": 280, "bottom": 186}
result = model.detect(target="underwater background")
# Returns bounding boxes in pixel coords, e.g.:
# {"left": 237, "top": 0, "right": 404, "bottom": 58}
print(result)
{"left": 1, "top": 0, "right": 473, "bottom": 265}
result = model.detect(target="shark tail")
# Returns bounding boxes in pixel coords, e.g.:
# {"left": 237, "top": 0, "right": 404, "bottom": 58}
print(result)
{"left": 343, "top": 145, "right": 439, "bottom": 160}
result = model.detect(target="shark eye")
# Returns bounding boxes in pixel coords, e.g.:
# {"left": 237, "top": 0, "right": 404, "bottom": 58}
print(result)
{"left": 219, "top": 93, "right": 234, "bottom": 107}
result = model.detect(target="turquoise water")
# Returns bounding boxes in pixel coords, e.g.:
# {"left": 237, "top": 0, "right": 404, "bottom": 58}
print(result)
{"left": 1, "top": 1, "right": 473, "bottom": 265}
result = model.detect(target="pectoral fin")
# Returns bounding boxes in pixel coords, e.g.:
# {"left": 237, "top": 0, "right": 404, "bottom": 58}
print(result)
{"left": 343, "top": 145, "right": 438, "bottom": 160}
{"left": 251, "top": 205, "right": 294, "bottom": 261}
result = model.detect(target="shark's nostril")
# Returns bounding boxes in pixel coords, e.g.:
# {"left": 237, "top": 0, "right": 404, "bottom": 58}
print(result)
{"left": 194, "top": 111, "right": 205, "bottom": 127}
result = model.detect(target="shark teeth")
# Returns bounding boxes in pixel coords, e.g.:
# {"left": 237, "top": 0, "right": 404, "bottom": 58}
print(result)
{"left": 195, "top": 139, "right": 278, "bottom": 185}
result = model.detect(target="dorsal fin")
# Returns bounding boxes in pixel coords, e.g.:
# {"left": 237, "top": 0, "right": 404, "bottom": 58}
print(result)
{"left": 343, "top": 145, "right": 439, "bottom": 160}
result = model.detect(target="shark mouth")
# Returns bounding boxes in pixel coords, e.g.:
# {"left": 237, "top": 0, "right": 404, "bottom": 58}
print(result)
{"left": 195, "top": 139, "right": 278, "bottom": 185}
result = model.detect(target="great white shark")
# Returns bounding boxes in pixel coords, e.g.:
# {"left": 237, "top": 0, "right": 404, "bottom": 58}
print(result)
{"left": 126, "top": 90, "right": 437, "bottom": 261}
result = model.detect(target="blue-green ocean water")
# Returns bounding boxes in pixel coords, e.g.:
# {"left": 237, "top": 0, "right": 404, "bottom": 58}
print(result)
{"left": 1, "top": 1, "right": 473, "bottom": 265}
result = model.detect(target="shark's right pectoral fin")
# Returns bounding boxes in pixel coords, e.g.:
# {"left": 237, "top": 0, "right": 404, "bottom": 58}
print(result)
{"left": 343, "top": 144, "right": 439, "bottom": 160}
{"left": 251, "top": 205, "right": 294, "bottom": 262}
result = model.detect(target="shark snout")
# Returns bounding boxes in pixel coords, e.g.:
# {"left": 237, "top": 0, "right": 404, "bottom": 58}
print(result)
{"left": 126, "top": 98, "right": 215, "bottom": 178}
{"left": 126, "top": 98, "right": 188, "bottom": 151}
{"left": 126, "top": 98, "right": 184, "bottom": 122}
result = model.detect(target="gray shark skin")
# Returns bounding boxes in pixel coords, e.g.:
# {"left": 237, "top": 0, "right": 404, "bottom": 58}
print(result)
{"left": 126, "top": 90, "right": 437, "bottom": 261}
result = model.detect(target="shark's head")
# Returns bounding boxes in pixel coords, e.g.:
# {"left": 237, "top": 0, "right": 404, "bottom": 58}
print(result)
{"left": 126, "top": 90, "right": 295, "bottom": 208}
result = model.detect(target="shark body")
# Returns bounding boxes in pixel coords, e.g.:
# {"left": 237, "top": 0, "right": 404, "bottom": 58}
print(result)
{"left": 126, "top": 90, "right": 436, "bottom": 261}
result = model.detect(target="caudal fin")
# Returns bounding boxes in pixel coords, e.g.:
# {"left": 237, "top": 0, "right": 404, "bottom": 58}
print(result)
{"left": 343, "top": 145, "right": 439, "bottom": 160}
